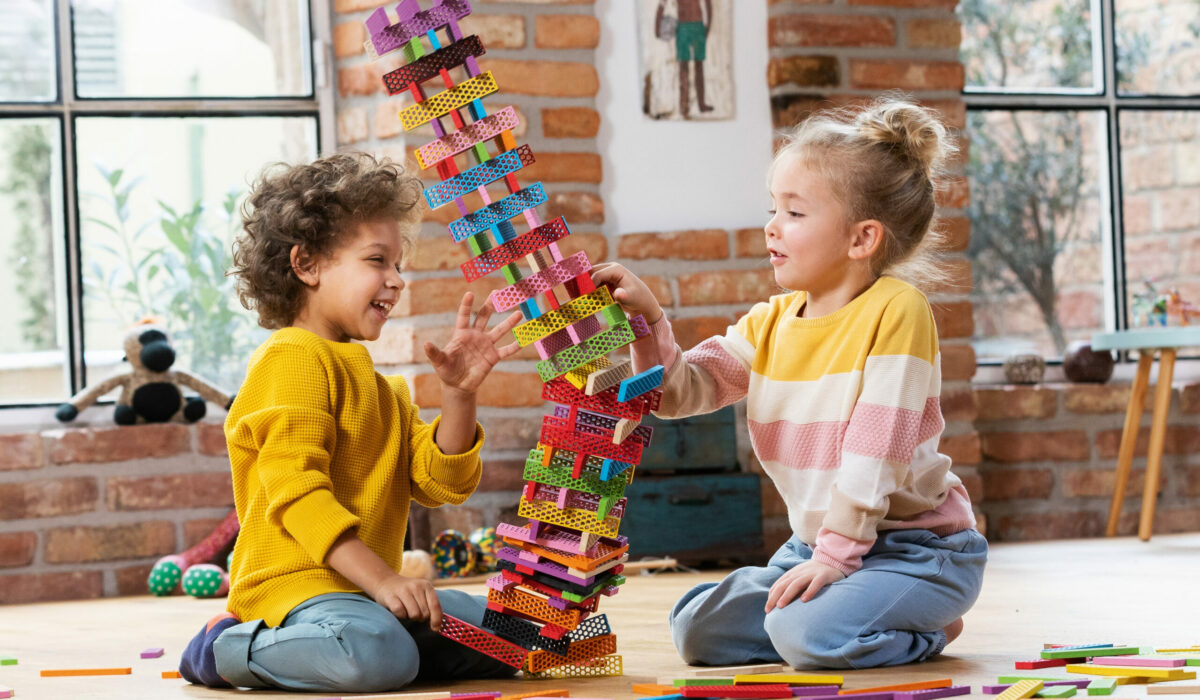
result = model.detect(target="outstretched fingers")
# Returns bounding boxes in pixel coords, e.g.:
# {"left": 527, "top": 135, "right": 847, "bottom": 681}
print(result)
{"left": 455, "top": 291, "right": 476, "bottom": 329}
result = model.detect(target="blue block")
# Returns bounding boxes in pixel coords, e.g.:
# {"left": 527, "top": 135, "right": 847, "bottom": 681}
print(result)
{"left": 600, "top": 458, "right": 633, "bottom": 481}
{"left": 618, "top": 365, "right": 664, "bottom": 402}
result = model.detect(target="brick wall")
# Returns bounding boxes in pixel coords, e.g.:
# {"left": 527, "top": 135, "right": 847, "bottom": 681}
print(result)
{"left": 0, "top": 422, "right": 234, "bottom": 604}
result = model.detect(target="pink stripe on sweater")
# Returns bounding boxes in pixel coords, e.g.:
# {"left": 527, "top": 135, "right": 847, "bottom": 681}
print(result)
{"left": 682, "top": 337, "right": 750, "bottom": 408}
{"left": 916, "top": 396, "right": 944, "bottom": 445}
{"left": 749, "top": 419, "right": 846, "bottom": 470}
{"left": 843, "top": 402, "right": 923, "bottom": 464}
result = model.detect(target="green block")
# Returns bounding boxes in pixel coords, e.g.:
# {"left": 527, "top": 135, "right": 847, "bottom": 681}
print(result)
{"left": 1041, "top": 646, "right": 1140, "bottom": 659}
{"left": 674, "top": 678, "right": 735, "bottom": 686}
{"left": 1037, "top": 686, "right": 1077, "bottom": 698}
{"left": 1188, "top": 659, "right": 1200, "bottom": 666}
{"left": 999, "top": 676, "right": 1070, "bottom": 683}
{"left": 1086, "top": 679, "right": 1118, "bottom": 696}
{"left": 0, "top": 656, "right": 15, "bottom": 665}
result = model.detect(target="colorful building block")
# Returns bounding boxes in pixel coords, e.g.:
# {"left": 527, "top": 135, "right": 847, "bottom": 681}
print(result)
{"left": 491, "top": 251, "right": 591, "bottom": 312}
{"left": 680, "top": 685, "right": 794, "bottom": 698}
{"left": 1085, "top": 679, "right": 1118, "bottom": 696}
{"left": 839, "top": 679, "right": 952, "bottom": 694}
{"left": 437, "top": 614, "right": 530, "bottom": 669}
{"left": 481, "top": 608, "right": 570, "bottom": 656}
{"left": 618, "top": 365, "right": 664, "bottom": 402}
{"left": 1093, "top": 656, "right": 1186, "bottom": 667}
{"left": 633, "top": 684, "right": 681, "bottom": 696}
{"left": 140, "top": 647, "right": 164, "bottom": 658}
{"left": 995, "top": 680, "right": 1043, "bottom": 700}
{"left": 1042, "top": 646, "right": 1139, "bottom": 659}
{"left": 735, "top": 674, "right": 844, "bottom": 686}
{"left": 423, "top": 141, "right": 532, "bottom": 207}
{"left": 1038, "top": 687, "right": 1077, "bottom": 698}
{"left": 0, "top": 657, "right": 13, "bottom": 666}
{"left": 382, "top": 34, "right": 485, "bottom": 96}
{"left": 1147, "top": 684, "right": 1200, "bottom": 695}
{"left": 521, "top": 653, "right": 623, "bottom": 679}
{"left": 0, "top": 685, "right": 11, "bottom": 699}
{"left": 586, "top": 358, "right": 633, "bottom": 395}
{"left": 364, "top": 0, "right": 471, "bottom": 56}
{"left": 461, "top": 217, "right": 571, "bottom": 282}
{"left": 1064, "top": 664, "right": 1196, "bottom": 680}
{"left": 893, "top": 687, "right": 971, "bottom": 700}
{"left": 162, "top": 670, "right": 182, "bottom": 679}
{"left": 1017, "top": 658, "right": 1073, "bottom": 669}
{"left": 791, "top": 687, "right": 845, "bottom": 697}
{"left": 40, "top": 667, "right": 132, "bottom": 676}
{"left": 448, "top": 182, "right": 545, "bottom": 242}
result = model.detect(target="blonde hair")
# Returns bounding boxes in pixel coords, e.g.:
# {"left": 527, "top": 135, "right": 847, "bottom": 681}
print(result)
{"left": 769, "top": 93, "right": 957, "bottom": 290}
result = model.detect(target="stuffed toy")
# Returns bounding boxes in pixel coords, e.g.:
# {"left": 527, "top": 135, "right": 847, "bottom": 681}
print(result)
{"left": 148, "top": 509, "right": 240, "bottom": 598}
{"left": 55, "top": 320, "right": 233, "bottom": 424}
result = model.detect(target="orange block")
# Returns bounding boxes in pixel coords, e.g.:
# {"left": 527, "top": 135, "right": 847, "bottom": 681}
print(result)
{"left": 162, "top": 670, "right": 182, "bottom": 679}
{"left": 41, "top": 667, "right": 132, "bottom": 677}
{"left": 633, "top": 683, "right": 680, "bottom": 696}
{"left": 497, "top": 690, "right": 570, "bottom": 700}
{"left": 839, "top": 679, "right": 953, "bottom": 695}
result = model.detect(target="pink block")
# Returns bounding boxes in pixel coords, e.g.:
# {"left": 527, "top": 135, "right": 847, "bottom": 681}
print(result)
{"left": 1094, "top": 656, "right": 1185, "bottom": 668}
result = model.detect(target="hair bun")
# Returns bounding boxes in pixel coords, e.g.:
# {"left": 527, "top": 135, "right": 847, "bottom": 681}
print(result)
{"left": 855, "top": 97, "right": 951, "bottom": 177}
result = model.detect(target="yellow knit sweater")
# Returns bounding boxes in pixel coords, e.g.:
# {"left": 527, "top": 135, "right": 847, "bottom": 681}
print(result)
{"left": 223, "top": 327, "right": 483, "bottom": 626}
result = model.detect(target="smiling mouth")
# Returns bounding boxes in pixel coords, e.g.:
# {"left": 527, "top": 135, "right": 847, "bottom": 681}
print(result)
{"left": 371, "top": 301, "right": 393, "bottom": 314}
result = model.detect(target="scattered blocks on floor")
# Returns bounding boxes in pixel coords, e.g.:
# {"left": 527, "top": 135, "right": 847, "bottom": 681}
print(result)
{"left": 633, "top": 683, "right": 680, "bottom": 696}
{"left": 1016, "top": 658, "right": 1072, "bottom": 669}
{"left": 0, "top": 684, "right": 12, "bottom": 699}
{"left": 1085, "top": 679, "right": 1118, "bottom": 696}
{"left": 995, "top": 679, "right": 1044, "bottom": 700}
{"left": 734, "top": 674, "right": 844, "bottom": 686}
{"left": 838, "top": 678, "right": 952, "bottom": 694}
{"left": 1147, "top": 683, "right": 1200, "bottom": 695}
{"left": 161, "top": 670, "right": 182, "bottom": 679}
{"left": 139, "top": 647, "right": 164, "bottom": 659}
{"left": 1042, "top": 646, "right": 1139, "bottom": 660}
{"left": 0, "top": 658, "right": 14, "bottom": 666}
{"left": 39, "top": 667, "right": 132, "bottom": 677}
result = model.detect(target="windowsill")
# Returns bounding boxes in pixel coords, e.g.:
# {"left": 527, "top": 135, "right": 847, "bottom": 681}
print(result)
{"left": 972, "top": 357, "right": 1200, "bottom": 386}
{"left": 0, "top": 403, "right": 228, "bottom": 434}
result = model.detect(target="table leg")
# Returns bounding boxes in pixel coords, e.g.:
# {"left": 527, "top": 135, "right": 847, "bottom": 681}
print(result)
{"left": 1139, "top": 348, "right": 1176, "bottom": 541}
{"left": 1107, "top": 352, "right": 1153, "bottom": 537}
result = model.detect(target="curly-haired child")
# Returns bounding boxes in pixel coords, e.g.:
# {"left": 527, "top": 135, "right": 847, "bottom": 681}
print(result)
{"left": 178, "top": 152, "right": 523, "bottom": 692}
{"left": 594, "top": 95, "right": 987, "bottom": 669}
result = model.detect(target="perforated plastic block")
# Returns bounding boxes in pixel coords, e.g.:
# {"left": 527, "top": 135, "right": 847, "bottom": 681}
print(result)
{"left": 567, "top": 612, "right": 614, "bottom": 642}
{"left": 522, "top": 449, "right": 631, "bottom": 498}
{"left": 424, "top": 141, "right": 531, "bottom": 209}
{"left": 498, "top": 544, "right": 628, "bottom": 585}
{"left": 562, "top": 356, "right": 609, "bottom": 390}
{"left": 400, "top": 71, "right": 498, "bottom": 133}
{"left": 584, "top": 359, "right": 632, "bottom": 395}
{"left": 498, "top": 559, "right": 624, "bottom": 598}
{"left": 383, "top": 34, "right": 484, "bottom": 95}
{"left": 460, "top": 217, "right": 570, "bottom": 281}
{"left": 365, "top": 0, "right": 471, "bottom": 57}
{"left": 492, "top": 251, "right": 590, "bottom": 312}
{"left": 448, "top": 182, "right": 544, "bottom": 243}
{"left": 499, "top": 539, "right": 627, "bottom": 586}
{"left": 535, "top": 321, "right": 636, "bottom": 381}
{"left": 526, "top": 482, "right": 627, "bottom": 518}
{"left": 601, "top": 458, "right": 634, "bottom": 481}
{"left": 628, "top": 313, "right": 651, "bottom": 338}
{"left": 481, "top": 608, "right": 570, "bottom": 656}
{"left": 438, "top": 613, "right": 530, "bottom": 669}
{"left": 539, "top": 415, "right": 644, "bottom": 463}
{"left": 524, "top": 633, "right": 618, "bottom": 674}
{"left": 523, "top": 653, "right": 623, "bottom": 680}
{"left": 498, "top": 569, "right": 603, "bottom": 610}
{"left": 513, "top": 288, "right": 616, "bottom": 346}
{"left": 542, "top": 378, "right": 659, "bottom": 421}
{"left": 517, "top": 498, "right": 622, "bottom": 539}
{"left": 553, "top": 406, "right": 653, "bottom": 447}
{"left": 487, "top": 585, "right": 587, "bottom": 629}
{"left": 617, "top": 365, "right": 664, "bottom": 402}
{"left": 497, "top": 521, "right": 627, "bottom": 557}
{"left": 416, "top": 105, "right": 519, "bottom": 170}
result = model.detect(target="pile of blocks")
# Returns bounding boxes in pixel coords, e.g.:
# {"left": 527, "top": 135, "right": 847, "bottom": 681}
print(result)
{"left": 362, "top": 0, "right": 666, "bottom": 679}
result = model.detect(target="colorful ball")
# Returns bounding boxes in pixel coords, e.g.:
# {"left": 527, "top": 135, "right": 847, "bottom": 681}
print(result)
{"left": 148, "top": 555, "right": 185, "bottom": 596}
{"left": 468, "top": 526, "right": 499, "bottom": 572}
{"left": 431, "top": 529, "right": 476, "bottom": 578}
{"left": 181, "top": 564, "right": 229, "bottom": 598}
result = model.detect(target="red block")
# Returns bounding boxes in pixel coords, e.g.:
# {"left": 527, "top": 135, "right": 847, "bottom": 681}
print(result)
{"left": 680, "top": 685, "right": 794, "bottom": 699}
{"left": 1016, "top": 657, "right": 1074, "bottom": 669}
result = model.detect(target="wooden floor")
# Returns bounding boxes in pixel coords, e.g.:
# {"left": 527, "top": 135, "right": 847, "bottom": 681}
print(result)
{"left": 2, "top": 533, "right": 1198, "bottom": 699}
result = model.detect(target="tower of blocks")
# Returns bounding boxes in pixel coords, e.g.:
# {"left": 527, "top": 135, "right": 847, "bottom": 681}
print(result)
{"left": 363, "top": 0, "right": 666, "bottom": 679}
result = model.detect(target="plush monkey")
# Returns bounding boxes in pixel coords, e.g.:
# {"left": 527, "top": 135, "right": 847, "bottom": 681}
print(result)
{"left": 55, "top": 321, "right": 233, "bottom": 424}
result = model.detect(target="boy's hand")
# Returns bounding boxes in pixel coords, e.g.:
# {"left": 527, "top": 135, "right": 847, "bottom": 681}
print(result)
{"left": 424, "top": 292, "right": 522, "bottom": 395}
{"left": 591, "top": 262, "right": 665, "bottom": 324}
{"left": 764, "top": 560, "right": 846, "bottom": 611}
{"left": 373, "top": 574, "right": 443, "bottom": 630}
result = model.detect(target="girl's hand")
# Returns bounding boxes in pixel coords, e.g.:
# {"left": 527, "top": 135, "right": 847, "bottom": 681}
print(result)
{"left": 764, "top": 560, "right": 846, "bottom": 611}
{"left": 373, "top": 574, "right": 443, "bottom": 630}
{"left": 424, "top": 292, "right": 522, "bottom": 395}
{"left": 591, "top": 262, "right": 664, "bottom": 324}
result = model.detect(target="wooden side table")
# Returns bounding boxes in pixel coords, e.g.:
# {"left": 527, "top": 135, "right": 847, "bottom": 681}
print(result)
{"left": 1091, "top": 327, "right": 1200, "bottom": 541}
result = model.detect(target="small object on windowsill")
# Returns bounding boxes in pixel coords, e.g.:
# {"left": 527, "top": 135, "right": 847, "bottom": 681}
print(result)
{"left": 1003, "top": 354, "right": 1045, "bottom": 384}
{"left": 1062, "top": 341, "right": 1115, "bottom": 383}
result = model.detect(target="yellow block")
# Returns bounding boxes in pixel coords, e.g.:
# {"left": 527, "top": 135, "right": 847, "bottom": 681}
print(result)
{"left": 1066, "top": 664, "right": 1196, "bottom": 680}
{"left": 733, "top": 673, "right": 845, "bottom": 686}
{"left": 996, "top": 680, "right": 1043, "bottom": 700}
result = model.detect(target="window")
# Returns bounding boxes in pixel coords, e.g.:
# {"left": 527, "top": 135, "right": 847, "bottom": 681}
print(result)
{"left": 0, "top": 0, "right": 334, "bottom": 406}
{"left": 960, "top": 0, "right": 1200, "bottom": 363}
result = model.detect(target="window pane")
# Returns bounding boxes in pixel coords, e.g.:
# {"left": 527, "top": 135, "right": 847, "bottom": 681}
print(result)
{"left": 1116, "top": 0, "right": 1200, "bottom": 96}
{"left": 76, "top": 116, "right": 317, "bottom": 394}
{"left": 0, "top": 0, "right": 56, "bottom": 101}
{"left": 959, "top": 0, "right": 1099, "bottom": 93}
{"left": 0, "top": 118, "right": 68, "bottom": 404}
{"left": 1121, "top": 111, "right": 1200, "bottom": 329}
{"left": 73, "top": 0, "right": 312, "bottom": 99}
{"left": 967, "top": 110, "right": 1111, "bottom": 362}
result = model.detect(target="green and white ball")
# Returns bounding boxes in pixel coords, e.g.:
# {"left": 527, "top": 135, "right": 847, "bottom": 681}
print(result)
{"left": 148, "top": 555, "right": 185, "bottom": 596}
{"left": 181, "top": 564, "right": 229, "bottom": 598}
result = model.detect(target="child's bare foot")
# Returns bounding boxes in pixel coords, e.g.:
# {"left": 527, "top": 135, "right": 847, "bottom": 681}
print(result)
{"left": 943, "top": 617, "right": 964, "bottom": 646}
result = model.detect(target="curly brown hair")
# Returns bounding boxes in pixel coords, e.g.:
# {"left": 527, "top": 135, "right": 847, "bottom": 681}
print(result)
{"left": 231, "top": 152, "right": 424, "bottom": 330}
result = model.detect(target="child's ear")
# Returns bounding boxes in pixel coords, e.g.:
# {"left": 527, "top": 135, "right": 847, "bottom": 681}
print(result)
{"left": 848, "top": 220, "right": 885, "bottom": 261}
{"left": 290, "top": 244, "right": 320, "bottom": 286}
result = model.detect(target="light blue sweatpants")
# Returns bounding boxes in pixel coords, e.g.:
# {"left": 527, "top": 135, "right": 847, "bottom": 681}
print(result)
{"left": 212, "top": 589, "right": 517, "bottom": 692}
{"left": 670, "top": 528, "right": 987, "bottom": 670}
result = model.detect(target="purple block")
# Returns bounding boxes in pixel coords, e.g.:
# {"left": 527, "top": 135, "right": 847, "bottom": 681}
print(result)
{"left": 985, "top": 681, "right": 1091, "bottom": 694}
{"left": 140, "top": 647, "right": 164, "bottom": 659}
{"left": 804, "top": 694, "right": 893, "bottom": 700}
{"left": 791, "top": 686, "right": 843, "bottom": 696}
{"left": 495, "top": 545, "right": 596, "bottom": 586}
{"left": 894, "top": 686, "right": 971, "bottom": 700}
{"left": 452, "top": 693, "right": 501, "bottom": 698}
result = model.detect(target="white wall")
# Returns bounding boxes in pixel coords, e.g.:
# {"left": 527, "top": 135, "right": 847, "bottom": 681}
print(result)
{"left": 595, "top": 3, "right": 773, "bottom": 235}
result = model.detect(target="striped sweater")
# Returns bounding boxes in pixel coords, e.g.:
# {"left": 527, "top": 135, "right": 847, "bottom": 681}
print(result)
{"left": 631, "top": 276, "right": 976, "bottom": 575}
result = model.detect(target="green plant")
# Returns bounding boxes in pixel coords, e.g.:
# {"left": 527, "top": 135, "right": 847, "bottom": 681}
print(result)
{"left": 82, "top": 166, "right": 262, "bottom": 390}
{"left": 1, "top": 123, "right": 56, "bottom": 351}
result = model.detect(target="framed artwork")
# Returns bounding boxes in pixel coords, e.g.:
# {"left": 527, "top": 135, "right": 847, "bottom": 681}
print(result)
{"left": 639, "top": 0, "right": 734, "bottom": 121}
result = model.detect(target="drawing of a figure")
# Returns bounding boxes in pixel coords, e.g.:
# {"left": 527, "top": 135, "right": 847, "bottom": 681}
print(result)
{"left": 656, "top": 0, "right": 714, "bottom": 116}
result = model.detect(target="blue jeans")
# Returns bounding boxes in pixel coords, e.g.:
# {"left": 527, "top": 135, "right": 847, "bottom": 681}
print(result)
{"left": 212, "top": 589, "right": 517, "bottom": 692}
{"left": 670, "top": 528, "right": 987, "bottom": 670}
